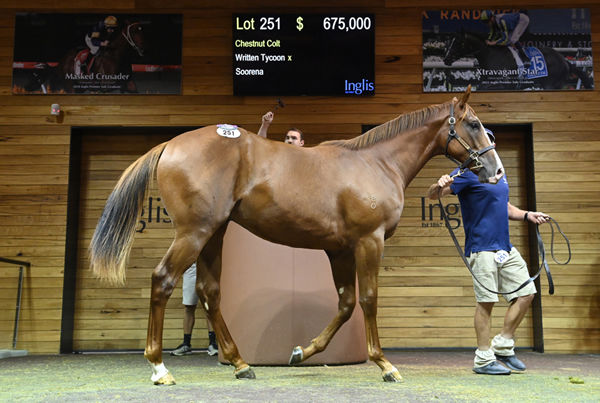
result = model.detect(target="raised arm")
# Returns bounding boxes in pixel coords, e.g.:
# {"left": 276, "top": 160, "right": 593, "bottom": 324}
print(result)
{"left": 257, "top": 111, "right": 273, "bottom": 138}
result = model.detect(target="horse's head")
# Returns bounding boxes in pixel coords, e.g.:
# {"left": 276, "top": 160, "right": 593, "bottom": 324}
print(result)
{"left": 441, "top": 85, "right": 504, "bottom": 184}
{"left": 443, "top": 32, "right": 483, "bottom": 66}
{"left": 122, "top": 21, "right": 145, "bottom": 56}
{"left": 443, "top": 36, "right": 461, "bottom": 66}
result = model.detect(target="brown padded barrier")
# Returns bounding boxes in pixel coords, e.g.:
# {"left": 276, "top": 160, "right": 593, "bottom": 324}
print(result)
{"left": 218, "top": 222, "right": 367, "bottom": 365}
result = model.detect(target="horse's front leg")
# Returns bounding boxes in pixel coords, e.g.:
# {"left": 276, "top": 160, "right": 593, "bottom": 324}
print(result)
{"left": 355, "top": 233, "right": 402, "bottom": 382}
{"left": 196, "top": 225, "right": 255, "bottom": 380}
{"left": 289, "top": 249, "right": 356, "bottom": 364}
{"left": 144, "top": 236, "right": 200, "bottom": 385}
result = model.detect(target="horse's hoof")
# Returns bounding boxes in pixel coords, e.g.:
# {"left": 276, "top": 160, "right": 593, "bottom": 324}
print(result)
{"left": 289, "top": 346, "right": 304, "bottom": 365}
{"left": 154, "top": 372, "right": 176, "bottom": 385}
{"left": 382, "top": 368, "right": 403, "bottom": 383}
{"left": 234, "top": 366, "right": 256, "bottom": 380}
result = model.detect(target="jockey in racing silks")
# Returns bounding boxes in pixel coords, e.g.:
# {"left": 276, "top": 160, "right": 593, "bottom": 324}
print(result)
{"left": 75, "top": 15, "right": 119, "bottom": 75}
{"left": 480, "top": 10, "right": 531, "bottom": 68}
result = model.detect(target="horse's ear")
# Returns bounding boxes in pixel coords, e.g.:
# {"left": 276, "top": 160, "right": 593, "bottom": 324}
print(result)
{"left": 459, "top": 84, "right": 472, "bottom": 107}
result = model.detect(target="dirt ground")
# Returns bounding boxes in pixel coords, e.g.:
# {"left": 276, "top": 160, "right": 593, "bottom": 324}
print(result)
{"left": 1, "top": 350, "right": 598, "bottom": 402}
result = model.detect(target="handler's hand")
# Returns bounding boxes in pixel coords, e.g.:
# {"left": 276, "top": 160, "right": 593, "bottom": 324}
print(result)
{"left": 262, "top": 111, "right": 274, "bottom": 124}
{"left": 527, "top": 211, "right": 551, "bottom": 225}
{"left": 486, "top": 40, "right": 497, "bottom": 45}
{"left": 437, "top": 174, "right": 454, "bottom": 188}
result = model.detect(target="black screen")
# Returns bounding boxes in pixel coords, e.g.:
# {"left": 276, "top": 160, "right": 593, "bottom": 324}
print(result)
{"left": 233, "top": 14, "right": 375, "bottom": 96}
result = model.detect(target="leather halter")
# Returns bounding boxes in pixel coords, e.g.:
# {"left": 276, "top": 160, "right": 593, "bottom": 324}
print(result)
{"left": 122, "top": 23, "right": 144, "bottom": 56}
{"left": 444, "top": 103, "right": 496, "bottom": 172}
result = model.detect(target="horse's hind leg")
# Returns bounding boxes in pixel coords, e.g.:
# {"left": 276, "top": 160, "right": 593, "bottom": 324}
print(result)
{"left": 144, "top": 232, "right": 206, "bottom": 385}
{"left": 195, "top": 224, "right": 255, "bottom": 379}
{"left": 289, "top": 249, "right": 357, "bottom": 365}
{"left": 355, "top": 234, "right": 402, "bottom": 382}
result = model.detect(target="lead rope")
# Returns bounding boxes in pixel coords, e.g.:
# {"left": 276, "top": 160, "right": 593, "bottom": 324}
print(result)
{"left": 535, "top": 216, "right": 571, "bottom": 294}
{"left": 437, "top": 174, "right": 571, "bottom": 296}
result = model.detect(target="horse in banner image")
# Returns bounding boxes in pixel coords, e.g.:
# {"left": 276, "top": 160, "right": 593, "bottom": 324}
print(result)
{"left": 31, "top": 20, "right": 145, "bottom": 94}
{"left": 89, "top": 87, "right": 504, "bottom": 385}
{"left": 444, "top": 32, "right": 594, "bottom": 90}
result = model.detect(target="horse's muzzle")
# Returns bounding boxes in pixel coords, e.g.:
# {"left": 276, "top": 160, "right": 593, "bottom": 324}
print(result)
{"left": 485, "top": 168, "right": 505, "bottom": 184}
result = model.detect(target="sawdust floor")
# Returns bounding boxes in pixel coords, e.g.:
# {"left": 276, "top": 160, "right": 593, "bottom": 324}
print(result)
{"left": 2, "top": 350, "right": 598, "bottom": 402}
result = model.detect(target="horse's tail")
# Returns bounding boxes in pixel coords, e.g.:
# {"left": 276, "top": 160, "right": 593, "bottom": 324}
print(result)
{"left": 568, "top": 62, "right": 594, "bottom": 89}
{"left": 89, "top": 142, "right": 168, "bottom": 285}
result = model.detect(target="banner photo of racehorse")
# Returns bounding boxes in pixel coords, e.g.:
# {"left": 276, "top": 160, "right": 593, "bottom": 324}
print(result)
{"left": 422, "top": 8, "right": 594, "bottom": 92}
{"left": 12, "top": 13, "right": 182, "bottom": 94}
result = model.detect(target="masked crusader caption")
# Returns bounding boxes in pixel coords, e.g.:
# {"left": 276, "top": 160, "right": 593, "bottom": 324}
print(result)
{"left": 232, "top": 14, "right": 375, "bottom": 96}
{"left": 12, "top": 13, "right": 182, "bottom": 94}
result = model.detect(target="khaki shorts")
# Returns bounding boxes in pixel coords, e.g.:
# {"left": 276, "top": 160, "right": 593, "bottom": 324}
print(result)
{"left": 182, "top": 263, "right": 199, "bottom": 306}
{"left": 467, "top": 247, "right": 536, "bottom": 303}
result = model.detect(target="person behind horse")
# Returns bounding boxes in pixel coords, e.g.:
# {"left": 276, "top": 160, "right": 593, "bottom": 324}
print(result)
{"left": 258, "top": 111, "right": 305, "bottom": 146}
{"left": 480, "top": 10, "right": 531, "bottom": 68}
{"left": 76, "top": 15, "right": 119, "bottom": 75}
{"left": 171, "top": 109, "right": 301, "bottom": 358}
{"left": 171, "top": 263, "right": 218, "bottom": 356}
{"left": 427, "top": 128, "right": 549, "bottom": 375}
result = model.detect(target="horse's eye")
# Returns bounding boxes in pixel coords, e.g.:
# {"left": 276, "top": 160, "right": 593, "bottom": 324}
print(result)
{"left": 469, "top": 122, "right": 479, "bottom": 130}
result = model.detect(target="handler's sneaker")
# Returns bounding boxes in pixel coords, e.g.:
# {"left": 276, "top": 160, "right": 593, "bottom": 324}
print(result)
{"left": 207, "top": 343, "right": 218, "bottom": 356}
{"left": 496, "top": 354, "right": 526, "bottom": 372}
{"left": 473, "top": 361, "right": 511, "bottom": 375}
{"left": 170, "top": 343, "right": 192, "bottom": 356}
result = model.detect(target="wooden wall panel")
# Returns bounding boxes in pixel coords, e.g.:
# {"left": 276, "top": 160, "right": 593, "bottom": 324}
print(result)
{"left": 0, "top": 1, "right": 598, "bottom": 354}
{"left": 73, "top": 131, "right": 206, "bottom": 351}
{"left": 0, "top": 126, "right": 70, "bottom": 353}
{"left": 381, "top": 128, "right": 534, "bottom": 349}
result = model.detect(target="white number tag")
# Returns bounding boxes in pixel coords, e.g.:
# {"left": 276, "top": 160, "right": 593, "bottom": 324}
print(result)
{"left": 216, "top": 124, "right": 241, "bottom": 138}
{"left": 494, "top": 250, "right": 509, "bottom": 264}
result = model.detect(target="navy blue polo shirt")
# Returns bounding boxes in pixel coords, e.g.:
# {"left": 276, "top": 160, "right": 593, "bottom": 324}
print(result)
{"left": 450, "top": 168, "right": 512, "bottom": 256}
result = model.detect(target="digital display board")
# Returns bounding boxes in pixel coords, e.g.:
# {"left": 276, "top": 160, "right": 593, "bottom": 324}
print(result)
{"left": 233, "top": 14, "right": 375, "bottom": 96}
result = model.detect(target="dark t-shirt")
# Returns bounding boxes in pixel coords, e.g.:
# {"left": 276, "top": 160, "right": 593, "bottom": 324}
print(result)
{"left": 450, "top": 168, "right": 512, "bottom": 256}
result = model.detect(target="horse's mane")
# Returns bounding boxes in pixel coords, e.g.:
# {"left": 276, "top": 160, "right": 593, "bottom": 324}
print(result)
{"left": 323, "top": 102, "right": 447, "bottom": 150}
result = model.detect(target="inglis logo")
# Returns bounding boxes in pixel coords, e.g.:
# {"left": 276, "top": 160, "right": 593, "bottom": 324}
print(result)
{"left": 137, "top": 196, "right": 171, "bottom": 233}
{"left": 345, "top": 79, "right": 374, "bottom": 95}
{"left": 421, "top": 197, "right": 461, "bottom": 229}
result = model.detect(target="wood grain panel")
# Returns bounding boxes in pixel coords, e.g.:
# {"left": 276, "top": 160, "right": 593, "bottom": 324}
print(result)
{"left": 378, "top": 128, "right": 535, "bottom": 349}
{"left": 73, "top": 130, "right": 187, "bottom": 351}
